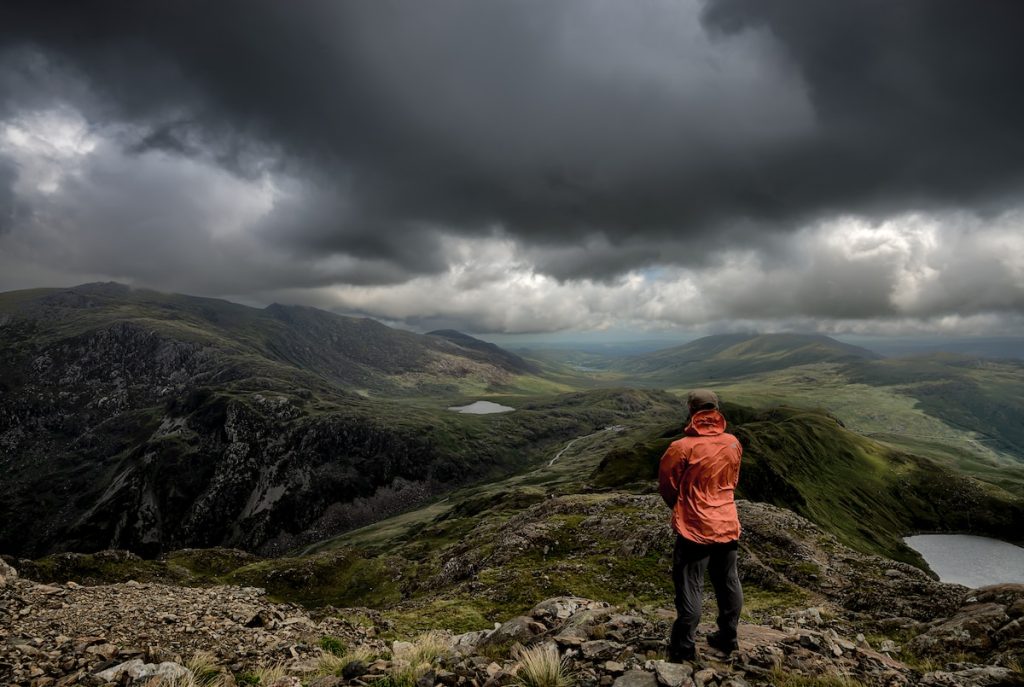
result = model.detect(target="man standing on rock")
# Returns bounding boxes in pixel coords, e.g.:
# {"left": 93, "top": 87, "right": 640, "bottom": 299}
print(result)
{"left": 658, "top": 389, "right": 743, "bottom": 662}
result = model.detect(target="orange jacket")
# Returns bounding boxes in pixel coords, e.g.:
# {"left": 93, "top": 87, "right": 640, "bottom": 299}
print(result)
{"left": 658, "top": 409, "right": 742, "bottom": 544}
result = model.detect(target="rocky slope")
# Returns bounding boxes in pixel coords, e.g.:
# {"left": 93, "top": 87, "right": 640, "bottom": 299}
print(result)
{"left": 3, "top": 501, "right": 1023, "bottom": 687}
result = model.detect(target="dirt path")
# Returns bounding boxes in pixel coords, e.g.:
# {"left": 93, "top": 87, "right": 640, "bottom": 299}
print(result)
{"left": 548, "top": 424, "right": 626, "bottom": 466}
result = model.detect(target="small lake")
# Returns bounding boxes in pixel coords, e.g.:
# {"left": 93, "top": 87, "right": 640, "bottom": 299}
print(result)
{"left": 904, "top": 534, "right": 1024, "bottom": 588}
{"left": 448, "top": 400, "right": 516, "bottom": 414}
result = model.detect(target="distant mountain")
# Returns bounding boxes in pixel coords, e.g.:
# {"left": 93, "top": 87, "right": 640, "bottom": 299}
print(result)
{"left": 427, "top": 329, "right": 538, "bottom": 374}
{"left": 842, "top": 336, "right": 1024, "bottom": 360}
{"left": 0, "top": 283, "right": 666, "bottom": 558}
{"left": 616, "top": 332, "right": 881, "bottom": 381}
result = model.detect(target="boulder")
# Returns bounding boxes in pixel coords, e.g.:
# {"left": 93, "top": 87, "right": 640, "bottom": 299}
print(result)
{"left": 95, "top": 659, "right": 191, "bottom": 683}
{"left": 613, "top": 670, "right": 658, "bottom": 687}
{"left": 0, "top": 557, "right": 18, "bottom": 587}
{"left": 908, "top": 603, "right": 1011, "bottom": 656}
{"left": 530, "top": 597, "right": 609, "bottom": 623}
{"left": 652, "top": 660, "right": 693, "bottom": 687}
{"left": 480, "top": 616, "right": 546, "bottom": 648}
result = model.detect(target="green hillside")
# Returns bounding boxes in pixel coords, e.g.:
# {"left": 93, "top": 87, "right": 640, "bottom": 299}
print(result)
{"left": 591, "top": 404, "right": 1024, "bottom": 565}
{"left": 615, "top": 333, "right": 880, "bottom": 384}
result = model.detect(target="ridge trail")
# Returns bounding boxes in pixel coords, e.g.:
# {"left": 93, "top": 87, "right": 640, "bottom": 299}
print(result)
{"left": 548, "top": 424, "right": 626, "bottom": 467}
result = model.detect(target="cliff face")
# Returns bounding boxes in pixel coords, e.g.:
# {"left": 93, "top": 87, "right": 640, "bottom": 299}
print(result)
{"left": 0, "top": 284, "right": 667, "bottom": 558}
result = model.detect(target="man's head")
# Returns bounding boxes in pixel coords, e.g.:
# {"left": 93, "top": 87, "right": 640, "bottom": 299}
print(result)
{"left": 687, "top": 388, "right": 720, "bottom": 414}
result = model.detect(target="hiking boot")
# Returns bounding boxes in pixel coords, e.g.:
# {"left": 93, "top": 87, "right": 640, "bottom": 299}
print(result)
{"left": 706, "top": 631, "right": 738, "bottom": 654}
{"left": 668, "top": 645, "right": 696, "bottom": 663}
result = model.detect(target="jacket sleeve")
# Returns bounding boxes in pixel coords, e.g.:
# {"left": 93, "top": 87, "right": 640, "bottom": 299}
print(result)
{"left": 658, "top": 442, "right": 686, "bottom": 509}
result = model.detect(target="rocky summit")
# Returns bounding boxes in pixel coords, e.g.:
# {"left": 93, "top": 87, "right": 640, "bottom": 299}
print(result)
{"left": 3, "top": 503, "right": 1023, "bottom": 687}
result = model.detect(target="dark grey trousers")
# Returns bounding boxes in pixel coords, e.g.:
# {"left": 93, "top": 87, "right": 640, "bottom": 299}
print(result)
{"left": 670, "top": 535, "right": 743, "bottom": 653}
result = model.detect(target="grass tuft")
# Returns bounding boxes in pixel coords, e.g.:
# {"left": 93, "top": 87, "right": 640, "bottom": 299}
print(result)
{"left": 514, "top": 643, "right": 573, "bottom": 687}
{"left": 234, "top": 663, "right": 287, "bottom": 686}
{"left": 768, "top": 668, "right": 867, "bottom": 687}
{"left": 317, "top": 646, "right": 378, "bottom": 677}
{"left": 319, "top": 635, "right": 348, "bottom": 656}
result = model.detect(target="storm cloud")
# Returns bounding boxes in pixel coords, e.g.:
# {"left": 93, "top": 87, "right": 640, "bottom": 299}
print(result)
{"left": 0, "top": 1, "right": 1022, "bottom": 333}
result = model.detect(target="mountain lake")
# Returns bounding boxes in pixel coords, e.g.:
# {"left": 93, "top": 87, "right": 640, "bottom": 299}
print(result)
{"left": 448, "top": 400, "right": 516, "bottom": 414}
{"left": 904, "top": 534, "right": 1024, "bottom": 588}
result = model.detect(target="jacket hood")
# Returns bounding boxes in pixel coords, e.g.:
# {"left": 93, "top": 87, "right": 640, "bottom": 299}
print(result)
{"left": 684, "top": 409, "right": 727, "bottom": 436}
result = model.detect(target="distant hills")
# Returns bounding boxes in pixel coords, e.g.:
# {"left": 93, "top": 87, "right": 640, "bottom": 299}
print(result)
{"left": 615, "top": 332, "right": 881, "bottom": 381}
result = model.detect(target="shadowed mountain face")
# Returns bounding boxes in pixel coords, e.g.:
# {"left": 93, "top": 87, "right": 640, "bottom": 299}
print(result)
{"left": 427, "top": 329, "right": 538, "bottom": 374}
{"left": 0, "top": 283, "right": 679, "bottom": 558}
{"left": 616, "top": 333, "right": 881, "bottom": 382}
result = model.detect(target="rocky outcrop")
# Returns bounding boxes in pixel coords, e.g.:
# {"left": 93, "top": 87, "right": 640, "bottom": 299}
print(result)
{"left": 909, "top": 584, "right": 1024, "bottom": 666}
{"left": 5, "top": 572, "right": 1021, "bottom": 687}
{"left": 0, "top": 572, "right": 379, "bottom": 686}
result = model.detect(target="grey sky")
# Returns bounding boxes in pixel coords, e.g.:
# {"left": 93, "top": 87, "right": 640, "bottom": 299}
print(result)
{"left": 0, "top": 1, "right": 1022, "bottom": 335}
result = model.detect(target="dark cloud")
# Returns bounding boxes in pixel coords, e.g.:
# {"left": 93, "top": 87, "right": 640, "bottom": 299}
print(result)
{"left": 0, "top": 1, "right": 1023, "bottom": 334}
{"left": 0, "top": 158, "right": 18, "bottom": 233}
{"left": 0, "top": 0, "right": 812, "bottom": 278}
{"left": 3, "top": 1, "right": 1023, "bottom": 282}
{"left": 702, "top": 0, "right": 1024, "bottom": 216}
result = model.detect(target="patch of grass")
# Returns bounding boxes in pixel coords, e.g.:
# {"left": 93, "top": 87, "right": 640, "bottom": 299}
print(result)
{"left": 768, "top": 668, "right": 867, "bottom": 687}
{"left": 182, "top": 652, "right": 227, "bottom": 687}
{"left": 317, "top": 646, "right": 378, "bottom": 677}
{"left": 379, "top": 632, "right": 452, "bottom": 687}
{"left": 394, "top": 631, "right": 451, "bottom": 666}
{"left": 225, "top": 549, "right": 407, "bottom": 607}
{"left": 515, "top": 643, "right": 573, "bottom": 687}
{"left": 383, "top": 599, "right": 495, "bottom": 636}
{"left": 233, "top": 664, "right": 287, "bottom": 686}
{"left": 319, "top": 635, "right": 347, "bottom": 656}
{"left": 740, "top": 585, "right": 812, "bottom": 621}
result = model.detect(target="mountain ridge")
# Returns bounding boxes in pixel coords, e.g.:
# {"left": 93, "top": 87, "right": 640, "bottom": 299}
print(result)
{"left": 616, "top": 333, "right": 882, "bottom": 382}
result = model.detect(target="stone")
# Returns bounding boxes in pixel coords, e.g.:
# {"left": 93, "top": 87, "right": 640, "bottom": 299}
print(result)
{"left": 719, "top": 678, "right": 749, "bottom": 687}
{"left": 437, "top": 669, "right": 459, "bottom": 686}
{"left": 309, "top": 678, "right": 346, "bottom": 687}
{"left": 342, "top": 659, "right": 367, "bottom": 679}
{"left": 85, "top": 643, "right": 119, "bottom": 660}
{"left": 0, "top": 557, "right": 18, "bottom": 587}
{"left": 34, "top": 584, "right": 63, "bottom": 595}
{"left": 604, "top": 661, "right": 626, "bottom": 674}
{"left": 95, "top": 659, "right": 146, "bottom": 681}
{"left": 95, "top": 658, "right": 193, "bottom": 682}
{"left": 266, "top": 678, "right": 302, "bottom": 687}
{"left": 613, "top": 670, "right": 658, "bottom": 687}
{"left": 653, "top": 660, "right": 693, "bottom": 687}
{"left": 482, "top": 616, "right": 545, "bottom": 647}
{"left": 151, "top": 662, "right": 193, "bottom": 680}
{"left": 530, "top": 597, "right": 609, "bottom": 622}
{"left": 451, "top": 630, "right": 491, "bottom": 654}
{"left": 582, "top": 640, "right": 625, "bottom": 660}
{"left": 693, "top": 669, "right": 716, "bottom": 687}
